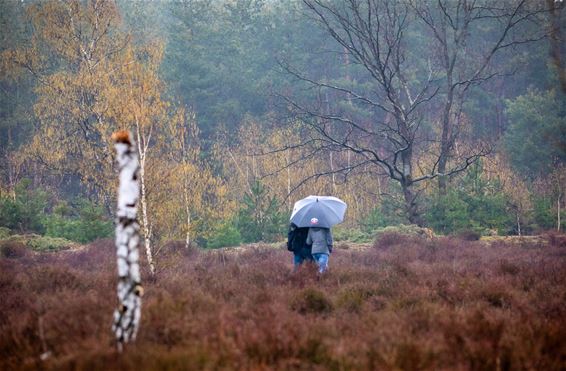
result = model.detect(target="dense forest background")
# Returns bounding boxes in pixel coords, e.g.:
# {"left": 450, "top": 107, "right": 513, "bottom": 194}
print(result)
{"left": 0, "top": 0, "right": 565, "bottom": 250}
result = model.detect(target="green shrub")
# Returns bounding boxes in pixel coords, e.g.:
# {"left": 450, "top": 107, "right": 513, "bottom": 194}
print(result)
{"left": 3, "top": 234, "right": 74, "bottom": 252}
{"left": 0, "top": 180, "right": 48, "bottom": 233}
{"left": 531, "top": 195, "right": 566, "bottom": 231}
{"left": 425, "top": 191, "right": 471, "bottom": 234}
{"left": 333, "top": 227, "right": 373, "bottom": 243}
{"left": 374, "top": 224, "right": 433, "bottom": 238}
{"left": 0, "top": 227, "right": 10, "bottom": 240}
{"left": 1, "top": 185, "right": 112, "bottom": 244}
{"left": 236, "top": 181, "right": 286, "bottom": 243}
{"left": 44, "top": 199, "right": 113, "bottom": 243}
{"left": 362, "top": 196, "right": 409, "bottom": 233}
{"left": 424, "top": 162, "right": 514, "bottom": 235}
{"left": 206, "top": 222, "right": 242, "bottom": 248}
{"left": 26, "top": 235, "right": 74, "bottom": 252}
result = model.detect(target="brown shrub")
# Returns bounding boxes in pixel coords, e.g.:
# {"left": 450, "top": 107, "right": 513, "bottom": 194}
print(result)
{"left": 0, "top": 240, "right": 28, "bottom": 259}
{"left": 156, "top": 240, "right": 200, "bottom": 258}
{"left": 373, "top": 232, "right": 418, "bottom": 249}
{"left": 456, "top": 229, "right": 482, "bottom": 241}
{"left": 441, "top": 310, "right": 506, "bottom": 370}
{"left": 1, "top": 238, "right": 565, "bottom": 370}
{"left": 394, "top": 342, "right": 436, "bottom": 370}
{"left": 290, "top": 288, "right": 333, "bottom": 315}
{"left": 542, "top": 230, "right": 566, "bottom": 248}
{"left": 498, "top": 259, "right": 521, "bottom": 275}
{"left": 335, "top": 285, "right": 375, "bottom": 313}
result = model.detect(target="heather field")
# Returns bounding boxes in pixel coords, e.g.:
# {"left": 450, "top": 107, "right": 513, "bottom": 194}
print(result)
{"left": 1, "top": 233, "right": 565, "bottom": 370}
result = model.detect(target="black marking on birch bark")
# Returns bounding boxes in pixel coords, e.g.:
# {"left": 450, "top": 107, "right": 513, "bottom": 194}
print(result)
{"left": 125, "top": 316, "right": 136, "bottom": 336}
{"left": 118, "top": 217, "right": 136, "bottom": 226}
{"left": 115, "top": 311, "right": 126, "bottom": 330}
{"left": 123, "top": 282, "right": 142, "bottom": 296}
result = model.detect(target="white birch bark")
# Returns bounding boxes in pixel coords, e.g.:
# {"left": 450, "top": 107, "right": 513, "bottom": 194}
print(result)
{"left": 135, "top": 124, "right": 156, "bottom": 275}
{"left": 183, "top": 175, "right": 191, "bottom": 249}
{"left": 112, "top": 131, "right": 143, "bottom": 352}
{"left": 558, "top": 193, "right": 562, "bottom": 232}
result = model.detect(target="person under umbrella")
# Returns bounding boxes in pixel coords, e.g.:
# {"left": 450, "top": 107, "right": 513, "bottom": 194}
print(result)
{"left": 289, "top": 196, "right": 346, "bottom": 273}
{"left": 306, "top": 219, "right": 333, "bottom": 273}
{"left": 287, "top": 222, "right": 313, "bottom": 269}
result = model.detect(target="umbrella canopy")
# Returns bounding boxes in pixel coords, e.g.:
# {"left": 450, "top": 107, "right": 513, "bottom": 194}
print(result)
{"left": 290, "top": 195, "right": 347, "bottom": 228}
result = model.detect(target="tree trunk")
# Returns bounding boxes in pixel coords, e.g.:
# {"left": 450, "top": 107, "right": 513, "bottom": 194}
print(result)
{"left": 558, "top": 193, "right": 562, "bottom": 232}
{"left": 330, "top": 151, "right": 336, "bottom": 194}
{"left": 547, "top": 0, "right": 566, "bottom": 93}
{"left": 558, "top": 171, "right": 563, "bottom": 232}
{"left": 136, "top": 126, "right": 156, "bottom": 275}
{"left": 438, "top": 84, "right": 454, "bottom": 195}
{"left": 138, "top": 159, "right": 155, "bottom": 274}
{"left": 185, "top": 211, "right": 191, "bottom": 249}
{"left": 183, "top": 175, "right": 191, "bottom": 249}
{"left": 438, "top": 149, "right": 448, "bottom": 194}
{"left": 286, "top": 154, "right": 291, "bottom": 205}
{"left": 398, "top": 120, "right": 422, "bottom": 226}
{"left": 402, "top": 181, "right": 422, "bottom": 226}
{"left": 111, "top": 130, "right": 143, "bottom": 352}
{"left": 325, "top": 89, "right": 336, "bottom": 194}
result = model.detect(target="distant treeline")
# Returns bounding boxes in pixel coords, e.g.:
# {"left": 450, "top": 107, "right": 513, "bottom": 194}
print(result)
{"left": 0, "top": 0, "right": 564, "bottom": 248}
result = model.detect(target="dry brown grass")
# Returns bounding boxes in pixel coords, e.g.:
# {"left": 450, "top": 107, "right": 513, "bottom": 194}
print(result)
{"left": 1, "top": 234, "right": 565, "bottom": 370}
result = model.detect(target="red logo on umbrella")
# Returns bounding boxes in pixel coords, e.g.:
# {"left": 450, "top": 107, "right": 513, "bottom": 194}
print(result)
{"left": 310, "top": 218, "right": 319, "bottom": 225}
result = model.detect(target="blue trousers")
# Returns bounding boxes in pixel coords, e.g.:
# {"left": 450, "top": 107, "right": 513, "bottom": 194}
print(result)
{"left": 293, "top": 247, "right": 314, "bottom": 268}
{"left": 312, "top": 253, "right": 329, "bottom": 273}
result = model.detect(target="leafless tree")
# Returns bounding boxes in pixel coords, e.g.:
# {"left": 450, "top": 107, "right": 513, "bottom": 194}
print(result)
{"left": 285, "top": 0, "right": 489, "bottom": 224}
{"left": 546, "top": 0, "right": 566, "bottom": 92}
{"left": 411, "top": 0, "right": 547, "bottom": 193}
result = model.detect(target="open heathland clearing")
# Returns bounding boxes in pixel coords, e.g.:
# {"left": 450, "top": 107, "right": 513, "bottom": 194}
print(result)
{"left": 1, "top": 233, "right": 565, "bottom": 370}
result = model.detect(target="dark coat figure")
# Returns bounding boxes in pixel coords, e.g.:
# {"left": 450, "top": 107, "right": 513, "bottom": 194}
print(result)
{"left": 287, "top": 223, "right": 314, "bottom": 267}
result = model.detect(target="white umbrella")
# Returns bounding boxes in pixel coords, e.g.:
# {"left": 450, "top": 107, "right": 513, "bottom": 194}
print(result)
{"left": 290, "top": 195, "right": 347, "bottom": 228}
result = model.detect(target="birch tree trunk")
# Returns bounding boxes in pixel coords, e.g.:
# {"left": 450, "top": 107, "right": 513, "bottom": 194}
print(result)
{"left": 135, "top": 124, "right": 156, "bottom": 275}
{"left": 558, "top": 193, "right": 562, "bottom": 232}
{"left": 111, "top": 131, "right": 143, "bottom": 352}
{"left": 183, "top": 174, "right": 191, "bottom": 249}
